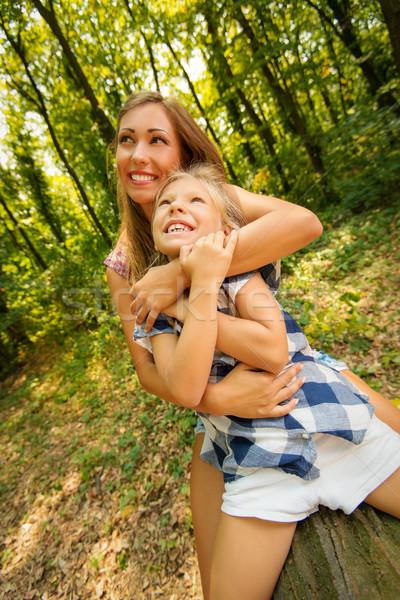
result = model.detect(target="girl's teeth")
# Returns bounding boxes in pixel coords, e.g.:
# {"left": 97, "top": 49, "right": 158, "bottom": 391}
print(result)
{"left": 167, "top": 224, "right": 191, "bottom": 233}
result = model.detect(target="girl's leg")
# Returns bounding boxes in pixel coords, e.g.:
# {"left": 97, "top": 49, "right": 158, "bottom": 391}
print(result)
{"left": 364, "top": 467, "right": 400, "bottom": 518}
{"left": 210, "top": 513, "right": 297, "bottom": 600}
{"left": 341, "top": 369, "right": 400, "bottom": 434}
{"left": 190, "top": 433, "right": 224, "bottom": 600}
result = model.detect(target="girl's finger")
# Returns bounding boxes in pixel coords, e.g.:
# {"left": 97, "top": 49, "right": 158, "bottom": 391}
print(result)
{"left": 224, "top": 229, "right": 238, "bottom": 253}
{"left": 179, "top": 244, "right": 193, "bottom": 263}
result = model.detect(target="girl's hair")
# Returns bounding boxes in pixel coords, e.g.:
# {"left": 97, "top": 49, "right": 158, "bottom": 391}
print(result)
{"left": 111, "top": 91, "right": 226, "bottom": 283}
{"left": 153, "top": 162, "right": 246, "bottom": 233}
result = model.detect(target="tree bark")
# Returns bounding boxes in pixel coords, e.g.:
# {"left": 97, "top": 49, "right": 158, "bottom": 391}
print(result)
{"left": 234, "top": 6, "right": 327, "bottom": 177}
{"left": 379, "top": 0, "right": 400, "bottom": 78}
{"left": 1, "top": 22, "right": 113, "bottom": 246}
{"left": 31, "top": 0, "right": 115, "bottom": 143}
{"left": 0, "top": 194, "right": 48, "bottom": 271}
{"left": 274, "top": 504, "right": 400, "bottom": 599}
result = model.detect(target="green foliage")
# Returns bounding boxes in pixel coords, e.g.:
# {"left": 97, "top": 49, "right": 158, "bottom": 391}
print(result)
{"left": 1, "top": 0, "right": 400, "bottom": 376}
{"left": 280, "top": 204, "right": 399, "bottom": 394}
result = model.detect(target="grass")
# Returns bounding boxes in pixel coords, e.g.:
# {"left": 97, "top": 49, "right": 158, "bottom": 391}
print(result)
{"left": 0, "top": 205, "right": 399, "bottom": 599}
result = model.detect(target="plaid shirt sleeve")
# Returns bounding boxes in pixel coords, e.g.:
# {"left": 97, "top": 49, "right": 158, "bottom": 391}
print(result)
{"left": 104, "top": 245, "right": 129, "bottom": 280}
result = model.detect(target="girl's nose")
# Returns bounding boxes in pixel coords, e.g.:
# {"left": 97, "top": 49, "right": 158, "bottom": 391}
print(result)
{"left": 168, "top": 201, "right": 185, "bottom": 214}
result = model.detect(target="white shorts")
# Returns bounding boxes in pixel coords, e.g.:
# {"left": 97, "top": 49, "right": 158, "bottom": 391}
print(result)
{"left": 221, "top": 416, "right": 400, "bottom": 522}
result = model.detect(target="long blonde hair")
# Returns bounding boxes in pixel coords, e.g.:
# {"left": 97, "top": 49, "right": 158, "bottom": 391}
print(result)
{"left": 110, "top": 91, "right": 226, "bottom": 283}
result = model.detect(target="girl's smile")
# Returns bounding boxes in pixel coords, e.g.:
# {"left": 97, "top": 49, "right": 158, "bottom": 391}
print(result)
{"left": 152, "top": 177, "right": 225, "bottom": 259}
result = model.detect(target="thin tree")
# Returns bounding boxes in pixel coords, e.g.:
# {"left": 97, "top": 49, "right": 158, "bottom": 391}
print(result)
{"left": 379, "top": 0, "right": 400, "bottom": 78}
{"left": 0, "top": 20, "right": 113, "bottom": 246}
{"left": 31, "top": 0, "right": 116, "bottom": 143}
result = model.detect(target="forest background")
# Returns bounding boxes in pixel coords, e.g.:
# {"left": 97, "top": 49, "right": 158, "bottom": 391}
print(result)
{"left": 0, "top": 1, "right": 399, "bottom": 599}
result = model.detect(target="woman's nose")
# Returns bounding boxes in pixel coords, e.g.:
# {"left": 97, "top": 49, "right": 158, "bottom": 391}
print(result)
{"left": 131, "top": 142, "right": 148, "bottom": 165}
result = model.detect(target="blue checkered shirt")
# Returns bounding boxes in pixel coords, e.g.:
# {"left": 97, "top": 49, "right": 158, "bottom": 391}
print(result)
{"left": 134, "top": 264, "right": 373, "bottom": 482}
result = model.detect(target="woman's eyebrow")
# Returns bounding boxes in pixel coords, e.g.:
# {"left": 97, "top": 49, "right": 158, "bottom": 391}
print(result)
{"left": 148, "top": 128, "right": 169, "bottom": 135}
{"left": 119, "top": 127, "right": 169, "bottom": 135}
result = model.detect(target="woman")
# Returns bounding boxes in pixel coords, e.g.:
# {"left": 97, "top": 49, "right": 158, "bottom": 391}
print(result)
{"left": 106, "top": 91, "right": 400, "bottom": 599}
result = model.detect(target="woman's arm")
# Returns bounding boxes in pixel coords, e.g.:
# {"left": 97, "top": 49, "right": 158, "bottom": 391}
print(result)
{"left": 131, "top": 189, "right": 322, "bottom": 330}
{"left": 225, "top": 185, "right": 323, "bottom": 276}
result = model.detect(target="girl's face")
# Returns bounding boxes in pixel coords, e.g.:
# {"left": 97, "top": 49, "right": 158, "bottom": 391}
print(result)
{"left": 116, "top": 103, "right": 182, "bottom": 219}
{"left": 152, "top": 176, "right": 225, "bottom": 259}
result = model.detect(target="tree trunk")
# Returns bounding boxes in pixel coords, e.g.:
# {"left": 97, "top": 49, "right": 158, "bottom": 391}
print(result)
{"left": 31, "top": 0, "right": 115, "bottom": 143}
{"left": 19, "top": 153, "right": 66, "bottom": 244}
{"left": 0, "top": 194, "right": 48, "bottom": 271}
{"left": 201, "top": 7, "right": 258, "bottom": 167}
{"left": 306, "top": 0, "right": 399, "bottom": 112}
{"left": 1, "top": 24, "right": 113, "bottom": 246}
{"left": 379, "top": 0, "right": 400, "bottom": 78}
{"left": 162, "top": 36, "right": 239, "bottom": 183}
{"left": 234, "top": 7, "right": 327, "bottom": 177}
{"left": 124, "top": 0, "right": 161, "bottom": 93}
{"left": 274, "top": 504, "right": 400, "bottom": 599}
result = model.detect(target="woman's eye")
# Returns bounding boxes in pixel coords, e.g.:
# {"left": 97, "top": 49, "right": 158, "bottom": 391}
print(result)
{"left": 119, "top": 135, "right": 134, "bottom": 144}
{"left": 151, "top": 136, "right": 167, "bottom": 145}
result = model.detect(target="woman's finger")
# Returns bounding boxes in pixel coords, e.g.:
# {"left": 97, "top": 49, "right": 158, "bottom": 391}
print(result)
{"left": 273, "top": 362, "right": 303, "bottom": 389}
{"left": 268, "top": 397, "right": 299, "bottom": 418}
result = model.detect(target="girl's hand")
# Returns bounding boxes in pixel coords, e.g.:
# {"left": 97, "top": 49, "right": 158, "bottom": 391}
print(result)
{"left": 180, "top": 230, "right": 238, "bottom": 287}
{"left": 130, "top": 261, "right": 190, "bottom": 332}
{"left": 199, "top": 361, "right": 304, "bottom": 418}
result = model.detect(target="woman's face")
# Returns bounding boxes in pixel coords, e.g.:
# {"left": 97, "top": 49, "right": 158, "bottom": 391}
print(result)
{"left": 116, "top": 103, "right": 182, "bottom": 218}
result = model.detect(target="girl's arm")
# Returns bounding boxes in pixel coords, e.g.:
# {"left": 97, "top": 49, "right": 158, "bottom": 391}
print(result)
{"left": 166, "top": 273, "right": 289, "bottom": 374}
{"left": 216, "top": 273, "right": 288, "bottom": 374}
{"left": 107, "top": 267, "right": 303, "bottom": 416}
{"left": 151, "top": 232, "right": 237, "bottom": 408}
{"left": 131, "top": 189, "right": 322, "bottom": 330}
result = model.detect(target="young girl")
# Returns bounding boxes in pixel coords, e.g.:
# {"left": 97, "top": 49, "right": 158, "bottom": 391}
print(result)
{"left": 133, "top": 163, "right": 400, "bottom": 600}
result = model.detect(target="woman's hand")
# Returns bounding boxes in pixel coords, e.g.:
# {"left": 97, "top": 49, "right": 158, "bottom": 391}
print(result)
{"left": 130, "top": 260, "right": 190, "bottom": 331}
{"left": 198, "top": 361, "right": 305, "bottom": 418}
{"left": 163, "top": 294, "right": 189, "bottom": 322}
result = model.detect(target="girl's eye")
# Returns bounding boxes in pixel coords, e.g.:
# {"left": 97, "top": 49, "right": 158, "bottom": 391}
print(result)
{"left": 158, "top": 199, "right": 170, "bottom": 207}
{"left": 192, "top": 197, "right": 205, "bottom": 203}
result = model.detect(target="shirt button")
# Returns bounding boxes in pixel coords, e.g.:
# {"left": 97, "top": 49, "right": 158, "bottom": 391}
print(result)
{"left": 302, "top": 433, "right": 310, "bottom": 440}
